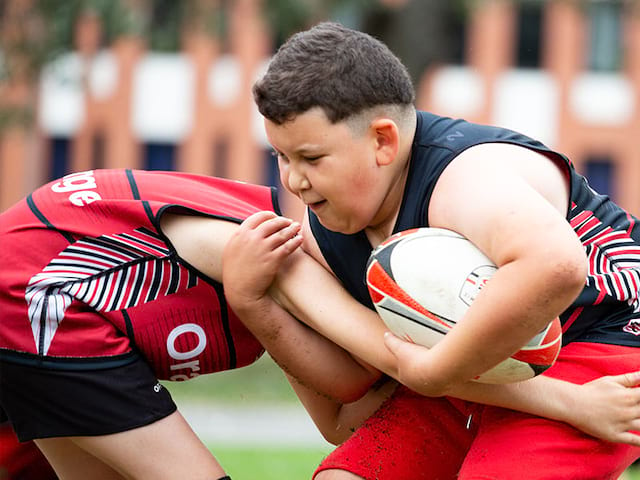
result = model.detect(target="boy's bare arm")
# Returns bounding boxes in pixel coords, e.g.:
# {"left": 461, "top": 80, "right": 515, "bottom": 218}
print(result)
{"left": 406, "top": 144, "right": 587, "bottom": 394}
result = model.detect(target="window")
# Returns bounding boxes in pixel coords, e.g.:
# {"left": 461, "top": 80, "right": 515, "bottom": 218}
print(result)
{"left": 586, "top": 0, "right": 622, "bottom": 71}
{"left": 92, "top": 132, "right": 105, "bottom": 170}
{"left": 516, "top": 1, "right": 543, "bottom": 68}
{"left": 50, "top": 137, "right": 70, "bottom": 180}
{"left": 144, "top": 143, "right": 176, "bottom": 171}
{"left": 584, "top": 156, "right": 615, "bottom": 198}
{"left": 213, "top": 139, "right": 228, "bottom": 178}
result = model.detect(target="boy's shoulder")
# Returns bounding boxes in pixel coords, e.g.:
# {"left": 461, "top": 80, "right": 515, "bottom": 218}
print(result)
{"left": 412, "top": 110, "right": 551, "bottom": 156}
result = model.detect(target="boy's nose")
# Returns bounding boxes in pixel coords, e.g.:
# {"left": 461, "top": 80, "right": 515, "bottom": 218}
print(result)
{"left": 288, "top": 168, "right": 310, "bottom": 192}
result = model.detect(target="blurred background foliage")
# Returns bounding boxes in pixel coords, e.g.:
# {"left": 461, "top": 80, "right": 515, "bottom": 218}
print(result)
{"left": 0, "top": 0, "right": 469, "bottom": 129}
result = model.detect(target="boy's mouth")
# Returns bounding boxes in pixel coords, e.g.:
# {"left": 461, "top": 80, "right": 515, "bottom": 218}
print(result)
{"left": 307, "top": 200, "right": 326, "bottom": 211}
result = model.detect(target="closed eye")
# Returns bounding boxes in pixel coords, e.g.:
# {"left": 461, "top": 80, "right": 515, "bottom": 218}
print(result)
{"left": 272, "top": 150, "right": 288, "bottom": 163}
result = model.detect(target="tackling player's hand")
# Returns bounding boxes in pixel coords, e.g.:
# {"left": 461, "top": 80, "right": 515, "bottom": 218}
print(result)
{"left": 222, "top": 211, "right": 302, "bottom": 309}
{"left": 563, "top": 371, "right": 640, "bottom": 446}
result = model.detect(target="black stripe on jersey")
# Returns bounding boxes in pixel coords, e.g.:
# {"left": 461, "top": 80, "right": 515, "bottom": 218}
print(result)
{"left": 213, "top": 281, "right": 236, "bottom": 369}
{"left": 142, "top": 200, "right": 155, "bottom": 225}
{"left": 38, "top": 288, "right": 52, "bottom": 356}
{"left": 145, "top": 259, "right": 163, "bottom": 303}
{"left": 603, "top": 274, "right": 617, "bottom": 299}
{"left": 126, "top": 169, "right": 140, "bottom": 200}
{"left": 76, "top": 279, "right": 90, "bottom": 300}
{"left": 109, "top": 269, "right": 126, "bottom": 311}
{"left": 47, "top": 259, "right": 103, "bottom": 274}
{"left": 187, "top": 269, "right": 198, "bottom": 288}
{"left": 121, "top": 310, "right": 138, "bottom": 349}
{"left": 136, "top": 227, "right": 166, "bottom": 244}
{"left": 118, "top": 232, "right": 169, "bottom": 255}
{"left": 167, "top": 258, "right": 180, "bottom": 295}
{"left": 620, "top": 270, "right": 636, "bottom": 298}
{"left": 97, "top": 235, "right": 155, "bottom": 258}
{"left": 26, "top": 194, "right": 75, "bottom": 243}
{"left": 92, "top": 275, "right": 111, "bottom": 311}
{"left": 619, "top": 272, "right": 633, "bottom": 299}
{"left": 84, "top": 237, "right": 139, "bottom": 260}
{"left": 63, "top": 246, "right": 124, "bottom": 266}
{"left": 128, "top": 262, "right": 146, "bottom": 308}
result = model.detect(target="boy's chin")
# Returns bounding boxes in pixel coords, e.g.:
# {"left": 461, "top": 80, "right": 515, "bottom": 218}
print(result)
{"left": 317, "top": 216, "right": 363, "bottom": 235}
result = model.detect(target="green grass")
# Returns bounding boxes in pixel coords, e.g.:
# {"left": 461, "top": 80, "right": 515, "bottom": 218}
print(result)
{"left": 209, "top": 444, "right": 639, "bottom": 480}
{"left": 162, "top": 353, "right": 299, "bottom": 406}
{"left": 164, "top": 354, "right": 332, "bottom": 479}
{"left": 623, "top": 468, "right": 640, "bottom": 480}
{"left": 163, "top": 356, "right": 640, "bottom": 480}
{"left": 209, "top": 444, "right": 333, "bottom": 480}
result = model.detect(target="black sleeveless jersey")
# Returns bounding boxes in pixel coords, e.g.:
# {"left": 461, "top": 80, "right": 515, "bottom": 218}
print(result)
{"left": 310, "top": 111, "right": 640, "bottom": 347}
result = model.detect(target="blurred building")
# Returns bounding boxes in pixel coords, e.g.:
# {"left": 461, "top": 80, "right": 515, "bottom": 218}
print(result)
{"left": 419, "top": 0, "right": 640, "bottom": 216}
{"left": 1, "top": 0, "right": 639, "bottom": 218}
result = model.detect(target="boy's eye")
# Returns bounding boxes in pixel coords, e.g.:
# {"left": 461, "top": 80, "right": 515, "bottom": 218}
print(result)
{"left": 302, "top": 155, "right": 321, "bottom": 162}
{"left": 273, "top": 151, "right": 288, "bottom": 162}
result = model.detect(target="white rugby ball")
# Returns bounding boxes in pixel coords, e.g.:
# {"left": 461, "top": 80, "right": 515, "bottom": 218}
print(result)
{"left": 366, "top": 227, "right": 562, "bottom": 384}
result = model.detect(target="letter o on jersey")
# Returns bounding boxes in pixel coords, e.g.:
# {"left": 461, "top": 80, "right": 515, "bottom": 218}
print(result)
{"left": 166, "top": 323, "right": 207, "bottom": 361}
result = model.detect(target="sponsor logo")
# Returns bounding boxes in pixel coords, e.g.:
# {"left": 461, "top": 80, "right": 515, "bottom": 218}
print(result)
{"left": 446, "top": 130, "right": 464, "bottom": 142}
{"left": 51, "top": 170, "right": 102, "bottom": 206}
{"left": 167, "top": 323, "right": 207, "bottom": 381}
{"left": 459, "top": 265, "right": 497, "bottom": 306}
{"left": 623, "top": 319, "right": 640, "bottom": 336}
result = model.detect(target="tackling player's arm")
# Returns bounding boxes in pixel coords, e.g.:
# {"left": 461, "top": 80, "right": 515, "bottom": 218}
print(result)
{"left": 287, "top": 373, "right": 398, "bottom": 445}
{"left": 163, "top": 212, "right": 380, "bottom": 404}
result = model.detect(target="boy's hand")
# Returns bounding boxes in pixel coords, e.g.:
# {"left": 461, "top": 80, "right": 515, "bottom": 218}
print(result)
{"left": 383, "top": 332, "right": 452, "bottom": 397}
{"left": 223, "top": 211, "right": 302, "bottom": 308}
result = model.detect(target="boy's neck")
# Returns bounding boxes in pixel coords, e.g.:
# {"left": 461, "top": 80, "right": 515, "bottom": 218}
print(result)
{"left": 365, "top": 152, "right": 412, "bottom": 247}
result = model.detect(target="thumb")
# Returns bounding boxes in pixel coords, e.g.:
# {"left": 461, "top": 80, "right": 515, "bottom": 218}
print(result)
{"left": 384, "top": 331, "right": 424, "bottom": 358}
{"left": 383, "top": 331, "right": 404, "bottom": 357}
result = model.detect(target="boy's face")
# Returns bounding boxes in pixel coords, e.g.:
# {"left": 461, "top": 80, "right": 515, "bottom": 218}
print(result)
{"left": 265, "top": 108, "right": 393, "bottom": 235}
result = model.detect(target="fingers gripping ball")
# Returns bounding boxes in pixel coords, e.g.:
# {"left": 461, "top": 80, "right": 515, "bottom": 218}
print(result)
{"left": 366, "top": 227, "right": 562, "bottom": 384}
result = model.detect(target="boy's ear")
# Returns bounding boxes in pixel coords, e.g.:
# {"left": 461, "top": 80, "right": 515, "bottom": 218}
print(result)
{"left": 371, "top": 118, "right": 399, "bottom": 166}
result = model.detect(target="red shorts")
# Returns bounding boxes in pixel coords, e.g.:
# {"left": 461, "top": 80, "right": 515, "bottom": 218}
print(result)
{"left": 0, "top": 423, "right": 57, "bottom": 480}
{"left": 315, "top": 342, "right": 640, "bottom": 480}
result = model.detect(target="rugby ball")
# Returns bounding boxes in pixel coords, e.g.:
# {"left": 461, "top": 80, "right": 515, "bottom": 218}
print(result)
{"left": 366, "top": 227, "right": 562, "bottom": 384}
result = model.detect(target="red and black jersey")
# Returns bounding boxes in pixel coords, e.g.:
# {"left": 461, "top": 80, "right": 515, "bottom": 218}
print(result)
{"left": 0, "top": 169, "right": 280, "bottom": 380}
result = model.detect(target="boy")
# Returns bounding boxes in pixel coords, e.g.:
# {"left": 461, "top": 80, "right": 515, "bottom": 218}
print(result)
{"left": 242, "top": 21, "right": 640, "bottom": 479}
{"left": 0, "top": 168, "right": 384, "bottom": 479}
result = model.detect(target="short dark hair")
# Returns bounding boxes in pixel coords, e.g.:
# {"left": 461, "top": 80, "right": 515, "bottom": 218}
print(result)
{"left": 253, "top": 22, "right": 415, "bottom": 125}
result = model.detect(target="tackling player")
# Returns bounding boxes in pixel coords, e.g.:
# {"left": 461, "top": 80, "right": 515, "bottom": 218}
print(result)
{"left": 0, "top": 168, "right": 384, "bottom": 479}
